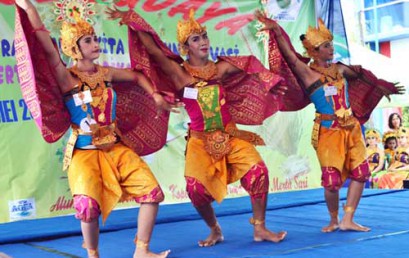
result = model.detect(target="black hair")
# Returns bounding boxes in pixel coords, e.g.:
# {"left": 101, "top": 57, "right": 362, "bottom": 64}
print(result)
{"left": 300, "top": 34, "right": 319, "bottom": 51}
{"left": 388, "top": 113, "right": 402, "bottom": 129}
{"left": 384, "top": 136, "right": 397, "bottom": 150}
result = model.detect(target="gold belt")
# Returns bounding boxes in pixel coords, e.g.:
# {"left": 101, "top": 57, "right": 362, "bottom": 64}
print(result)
{"left": 311, "top": 109, "right": 356, "bottom": 150}
{"left": 188, "top": 122, "right": 265, "bottom": 161}
{"left": 62, "top": 123, "right": 117, "bottom": 171}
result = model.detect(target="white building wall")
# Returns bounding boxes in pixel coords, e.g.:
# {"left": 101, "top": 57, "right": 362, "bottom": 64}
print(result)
{"left": 390, "top": 38, "right": 409, "bottom": 59}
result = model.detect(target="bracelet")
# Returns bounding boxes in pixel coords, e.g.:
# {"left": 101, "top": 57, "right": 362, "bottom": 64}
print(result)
{"left": 32, "top": 24, "right": 49, "bottom": 34}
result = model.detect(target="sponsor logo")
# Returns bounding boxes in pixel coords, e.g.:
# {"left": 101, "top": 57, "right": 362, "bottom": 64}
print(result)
{"left": 8, "top": 198, "right": 36, "bottom": 221}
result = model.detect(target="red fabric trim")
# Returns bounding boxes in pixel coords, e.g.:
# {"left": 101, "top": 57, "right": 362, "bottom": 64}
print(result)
{"left": 268, "top": 25, "right": 398, "bottom": 125}
{"left": 15, "top": 7, "right": 169, "bottom": 155}
{"left": 123, "top": 10, "right": 283, "bottom": 125}
{"left": 15, "top": 6, "right": 70, "bottom": 143}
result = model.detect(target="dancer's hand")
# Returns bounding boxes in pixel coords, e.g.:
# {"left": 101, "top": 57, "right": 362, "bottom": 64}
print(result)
{"left": 254, "top": 10, "right": 281, "bottom": 34}
{"left": 152, "top": 93, "right": 184, "bottom": 118}
{"left": 383, "top": 82, "right": 405, "bottom": 101}
{"left": 105, "top": 6, "right": 128, "bottom": 22}
{"left": 16, "top": 0, "right": 34, "bottom": 11}
{"left": 271, "top": 84, "right": 288, "bottom": 96}
{"left": 394, "top": 83, "right": 405, "bottom": 95}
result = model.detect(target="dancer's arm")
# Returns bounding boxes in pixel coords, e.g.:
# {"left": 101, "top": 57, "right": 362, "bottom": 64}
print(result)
{"left": 106, "top": 6, "right": 190, "bottom": 90}
{"left": 388, "top": 164, "right": 409, "bottom": 172}
{"left": 216, "top": 61, "right": 241, "bottom": 80}
{"left": 339, "top": 63, "right": 405, "bottom": 100}
{"left": 110, "top": 67, "right": 182, "bottom": 113}
{"left": 254, "top": 10, "right": 319, "bottom": 87}
{"left": 16, "top": 0, "right": 76, "bottom": 92}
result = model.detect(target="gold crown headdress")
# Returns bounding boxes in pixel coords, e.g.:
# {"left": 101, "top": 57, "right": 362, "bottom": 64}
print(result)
{"left": 301, "top": 18, "right": 333, "bottom": 58}
{"left": 382, "top": 130, "right": 397, "bottom": 145}
{"left": 397, "top": 127, "right": 409, "bottom": 138}
{"left": 176, "top": 9, "right": 206, "bottom": 56}
{"left": 365, "top": 129, "right": 381, "bottom": 142}
{"left": 60, "top": 10, "right": 95, "bottom": 60}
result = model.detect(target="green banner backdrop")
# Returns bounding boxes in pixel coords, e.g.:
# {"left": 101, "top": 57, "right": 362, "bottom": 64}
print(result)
{"left": 0, "top": 0, "right": 320, "bottom": 224}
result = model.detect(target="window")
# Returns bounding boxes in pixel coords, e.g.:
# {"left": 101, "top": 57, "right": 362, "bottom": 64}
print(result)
{"left": 362, "top": 0, "right": 409, "bottom": 42}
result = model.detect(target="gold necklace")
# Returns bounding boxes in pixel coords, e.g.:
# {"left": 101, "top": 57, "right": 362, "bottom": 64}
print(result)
{"left": 71, "top": 65, "right": 109, "bottom": 123}
{"left": 310, "top": 62, "right": 343, "bottom": 83}
{"left": 71, "top": 65, "right": 108, "bottom": 89}
{"left": 183, "top": 61, "right": 217, "bottom": 81}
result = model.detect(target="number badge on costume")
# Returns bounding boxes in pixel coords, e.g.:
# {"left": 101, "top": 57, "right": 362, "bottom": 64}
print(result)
{"left": 324, "top": 85, "right": 337, "bottom": 97}
{"left": 73, "top": 90, "right": 93, "bottom": 106}
{"left": 183, "top": 87, "right": 198, "bottom": 100}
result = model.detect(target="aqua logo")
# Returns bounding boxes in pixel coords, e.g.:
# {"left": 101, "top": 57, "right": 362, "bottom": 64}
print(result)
{"left": 8, "top": 198, "right": 36, "bottom": 221}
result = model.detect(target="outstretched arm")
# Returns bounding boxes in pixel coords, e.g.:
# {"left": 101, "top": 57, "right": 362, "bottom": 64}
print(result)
{"left": 110, "top": 68, "right": 183, "bottom": 113}
{"left": 217, "top": 60, "right": 241, "bottom": 80}
{"left": 254, "top": 10, "right": 320, "bottom": 88}
{"left": 106, "top": 6, "right": 190, "bottom": 90}
{"left": 16, "top": 0, "right": 75, "bottom": 92}
{"left": 339, "top": 63, "right": 405, "bottom": 101}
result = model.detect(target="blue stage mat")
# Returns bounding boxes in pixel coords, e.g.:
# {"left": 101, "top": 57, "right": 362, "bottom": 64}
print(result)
{"left": 1, "top": 189, "right": 408, "bottom": 258}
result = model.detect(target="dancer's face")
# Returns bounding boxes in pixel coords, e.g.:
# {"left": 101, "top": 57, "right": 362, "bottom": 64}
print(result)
{"left": 77, "top": 34, "right": 100, "bottom": 61}
{"left": 186, "top": 31, "right": 210, "bottom": 60}
{"left": 398, "top": 135, "right": 407, "bottom": 146}
{"left": 366, "top": 136, "right": 378, "bottom": 147}
{"left": 316, "top": 41, "right": 334, "bottom": 62}
{"left": 386, "top": 139, "right": 397, "bottom": 150}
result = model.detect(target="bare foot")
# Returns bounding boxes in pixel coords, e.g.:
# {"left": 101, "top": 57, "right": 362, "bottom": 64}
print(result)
{"left": 321, "top": 221, "right": 339, "bottom": 233}
{"left": 133, "top": 249, "right": 170, "bottom": 258}
{"left": 339, "top": 220, "right": 370, "bottom": 232}
{"left": 253, "top": 226, "right": 287, "bottom": 242}
{"left": 198, "top": 224, "right": 224, "bottom": 247}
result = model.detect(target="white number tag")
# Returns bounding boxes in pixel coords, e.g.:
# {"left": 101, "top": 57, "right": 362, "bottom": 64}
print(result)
{"left": 73, "top": 90, "right": 92, "bottom": 106}
{"left": 183, "top": 87, "right": 198, "bottom": 100}
{"left": 324, "top": 86, "right": 337, "bottom": 96}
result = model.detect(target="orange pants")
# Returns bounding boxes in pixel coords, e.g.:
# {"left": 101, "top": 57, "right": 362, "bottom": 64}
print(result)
{"left": 68, "top": 143, "right": 163, "bottom": 222}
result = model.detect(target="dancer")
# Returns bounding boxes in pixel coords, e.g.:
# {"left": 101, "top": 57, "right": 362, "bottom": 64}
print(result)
{"left": 378, "top": 128, "right": 409, "bottom": 189}
{"left": 383, "top": 131, "right": 398, "bottom": 169}
{"left": 255, "top": 10, "right": 404, "bottom": 232}
{"left": 15, "top": 0, "right": 182, "bottom": 257}
{"left": 365, "top": 129, "right": 385, "bottom": 188}
{"left": 106, "top": 7, "right": 287, "bottom": 246}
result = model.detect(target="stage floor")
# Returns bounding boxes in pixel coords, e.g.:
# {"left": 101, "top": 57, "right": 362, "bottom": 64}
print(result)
{"left": 1, "top": 188, "right": 408, "bottom": 258}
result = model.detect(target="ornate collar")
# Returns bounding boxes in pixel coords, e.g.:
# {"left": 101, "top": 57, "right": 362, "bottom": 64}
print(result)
{"left": 70, "top": 65, "right": 108, "bottom": 90}
{"left": 310, "top": 62, "right": 342, "bottom": 82}
{"left": 183, "top": 60, "right": 217, "bottom": 81}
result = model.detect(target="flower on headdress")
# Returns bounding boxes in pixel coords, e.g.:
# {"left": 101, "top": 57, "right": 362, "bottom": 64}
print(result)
{"left": 54, "top": 0, "right": 95, "bottom": 25}
{"left": 382, "top": 130, "right": 397, "bottom": 145}
{"left": 365, "top": 129, "right": 381, "bottom": 142}
{"left": 56, "top": 0, "right": 96, "bottom": 59}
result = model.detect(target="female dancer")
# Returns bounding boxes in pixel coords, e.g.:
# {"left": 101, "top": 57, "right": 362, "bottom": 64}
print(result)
{"left": 378, "top": 128, "right": 409, "bottom": 189}
{"left": 15, "top": 0, "right": 181, "bottom": 257}
{"left": 255, "top": 10, "right": 404, "bottom": 233}
{"left": 383, "top": 131, "right": 398, "bottom": 169}
{"left": 365, "top": 129, "right": 385, "bottom": 188}
{"left": 107, "top": 7, "right": 287, "bottom": 247}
